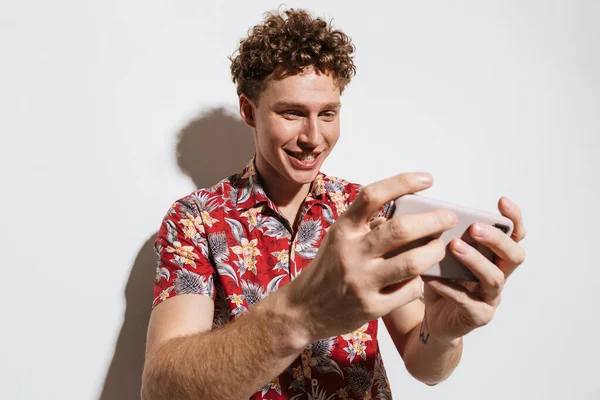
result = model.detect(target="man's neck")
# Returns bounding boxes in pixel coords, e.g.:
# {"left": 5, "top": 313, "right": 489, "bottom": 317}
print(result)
{"left": 255, "top": 157, "right": 312, "bottom": 225}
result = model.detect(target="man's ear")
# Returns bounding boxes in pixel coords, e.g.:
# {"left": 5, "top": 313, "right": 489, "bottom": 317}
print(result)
{"left": 239, "top": 94, "right": 256, "bottom": 128}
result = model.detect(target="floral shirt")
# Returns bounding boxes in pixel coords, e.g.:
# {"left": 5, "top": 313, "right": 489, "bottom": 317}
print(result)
{"left": 153, "top": 157, "right": 394, "bottom": 400}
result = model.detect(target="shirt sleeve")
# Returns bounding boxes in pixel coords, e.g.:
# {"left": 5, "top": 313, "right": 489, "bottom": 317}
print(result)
{"left": 152, "top": 200, "right": 217, "bottom": 309}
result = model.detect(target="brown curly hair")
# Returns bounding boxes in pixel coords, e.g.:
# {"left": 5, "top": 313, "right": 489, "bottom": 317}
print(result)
{"left": 229, "top": 8, "right": 356, "bottom": 103}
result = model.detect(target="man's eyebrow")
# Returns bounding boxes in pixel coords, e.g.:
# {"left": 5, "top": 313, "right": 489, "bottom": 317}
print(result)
{"left": 273, "top": 101, "right": 342, "bottom": 109}
{"left": 324, "top": 102, "right": 342, "bottom": 109}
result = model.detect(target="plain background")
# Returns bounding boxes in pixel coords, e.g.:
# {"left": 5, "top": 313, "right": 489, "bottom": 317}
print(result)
{"left": 1, "top": 1, "right": 598, "bottom": 399}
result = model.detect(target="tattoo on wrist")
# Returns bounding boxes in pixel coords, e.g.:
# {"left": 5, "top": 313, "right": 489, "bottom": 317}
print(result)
{"left": 420, "top": 309, "right": 430, "bottom": 344}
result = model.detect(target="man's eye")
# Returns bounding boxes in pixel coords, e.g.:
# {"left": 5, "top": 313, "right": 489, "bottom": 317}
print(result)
{"left": 282, "top": 110, "right": 302, "bottom": 116}
{"left": 322, "top": 112, "right": 337, "bottom": 119}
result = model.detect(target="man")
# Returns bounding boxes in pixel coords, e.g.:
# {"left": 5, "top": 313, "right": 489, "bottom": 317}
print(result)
{"left": 141, "top": 8, "right": 526, "bottom": 400}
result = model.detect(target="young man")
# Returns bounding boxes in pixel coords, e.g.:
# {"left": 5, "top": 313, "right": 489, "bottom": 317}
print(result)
{"left": 142, "top": 9, "right": 526, "bottom": 400}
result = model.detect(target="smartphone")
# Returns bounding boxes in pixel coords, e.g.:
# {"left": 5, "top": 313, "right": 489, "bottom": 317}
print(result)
{"left": 388, "top": 194, "right": 514, "bottom": 282}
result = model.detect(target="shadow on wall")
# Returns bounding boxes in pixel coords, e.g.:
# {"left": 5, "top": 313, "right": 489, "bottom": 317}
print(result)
{"left": 98, "top": 107, "right": 255, "bottom": 400}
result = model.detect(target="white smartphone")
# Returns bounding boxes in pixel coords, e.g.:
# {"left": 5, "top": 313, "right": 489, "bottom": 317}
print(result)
{"left": 388, "top": 194, "right": 514, "bottom": 282}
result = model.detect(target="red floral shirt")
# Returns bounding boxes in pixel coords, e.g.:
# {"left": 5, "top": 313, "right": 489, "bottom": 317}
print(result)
{"left": 153, "top": 157, "right": 394, "bottom": 400}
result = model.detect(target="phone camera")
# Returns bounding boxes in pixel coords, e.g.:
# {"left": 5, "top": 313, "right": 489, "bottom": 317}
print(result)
{"left": 493, "top": 224, "right": 509, "bottom": 234}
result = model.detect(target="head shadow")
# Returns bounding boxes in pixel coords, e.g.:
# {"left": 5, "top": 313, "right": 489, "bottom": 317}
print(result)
{"left": 176, "top": 107, "right": 256, "bottom": 188}
{"left": 98, "top": 107, "right": 255, "bottom": 400}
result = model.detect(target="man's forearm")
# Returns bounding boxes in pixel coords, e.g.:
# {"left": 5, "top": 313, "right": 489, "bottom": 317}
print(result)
{"left": 141, "top": 286, "right": 310, "bottom": 400}
{"left": 402, "top": 317, "right": 463, "bottom": 386}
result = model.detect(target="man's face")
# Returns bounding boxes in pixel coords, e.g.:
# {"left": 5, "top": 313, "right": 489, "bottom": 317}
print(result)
{"left": 249, "top": 67, "right": 341, "bottom": 188}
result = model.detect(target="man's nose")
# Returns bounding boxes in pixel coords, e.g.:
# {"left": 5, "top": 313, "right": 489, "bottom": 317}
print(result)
{"left": 298, "top": 116, "right": 321, "bottom": 147}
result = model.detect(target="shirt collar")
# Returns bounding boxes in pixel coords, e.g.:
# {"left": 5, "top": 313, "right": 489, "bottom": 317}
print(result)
{"left": 234, "top": 156, "right": 331, "bottom": 211}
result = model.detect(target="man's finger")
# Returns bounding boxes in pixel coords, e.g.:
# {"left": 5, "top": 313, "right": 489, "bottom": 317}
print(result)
{"left": 422, "top": 277, "right": 480, "bottom": 306}
{"left": 373, "top": 238, "right": 446, "bottom": 287}
{"left": 470, "top": 223, "right": 526, "bottom": 272}
{"left": 423, "top": 277, "right": 500, "bottom": 328}
{"left": 364, "top": 209, "right": 457, "bottom": 257}
{"left": 376, "top": 276, "right": 424, "bottom": 311}
{"left": 448, "top": 238, "right": 504, "bottom": 306}
{"left": 422, "top": 277, "right": 495, "bottom": 328}
{"left": 498, "top": 196, "right": 526, "bottom": 242}
{"left": 345, "top": 173, "right": 433, "bottom": 227}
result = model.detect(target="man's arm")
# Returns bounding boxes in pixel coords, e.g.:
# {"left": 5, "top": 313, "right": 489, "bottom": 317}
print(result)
{"left": 141, "top": 285, "right": 310, "bottom": 400}
{"left": 382, "top": 294, "right": 462, "bottom": 386}
{"left": 382, "top": 196, "right": 527, "bottom": 386}
{"left": 143, "top": 172, "right": 460, "bottom": 398}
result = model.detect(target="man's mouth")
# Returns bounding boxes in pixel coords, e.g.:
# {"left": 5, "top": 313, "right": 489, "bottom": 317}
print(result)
{"left": 285, "top": 151, "right": 320, "bottom": 163}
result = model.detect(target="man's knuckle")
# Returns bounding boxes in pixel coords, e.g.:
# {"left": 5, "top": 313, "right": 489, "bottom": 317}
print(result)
{"left": 362, "top": 298, "right": 378, "bottom": 317}
{"left": 512, "top": 248, "right": 526, "bottom": 265}
{"left": 412, "top": 280, "right": 423, "bottom": 299}
{"left": 359, "top": 186, "right": 378, "bottom": 206}
{"left": 345, "top": 278, "right": 362, "bottom": 296}
{"left": 391, "top": 217, "right": 410, "bottom": 239}
{"left": 397, "top": 174, "right": 412, "bottom": 189}
{"left": 488, "top": 273, "right": 505, "bottom": 290}
{"left": 456, "top": 291, "right": 470, "bottom": 307}
{"left": 361, "top": 236, "right": 375, "bottom": 255}
{"left": 490, "top": 293, "right": 503, "bottom": 308}
{"left": 479, "top": 307, "right": 495, "bottom": 326}
{"left": 402, "top": 254, "right": 420, "bottom": 276}
{"left": 349, "top": 285, "right": 373, "bottom": 313}
{"left": 521, "top": 228, "right": 527, "bottom": 240}
{"left": 337, "top": 253, "right": 353, "bottom": 275}
{"left": 435, "top": 210, "right": 452, "bottom": 227}
{"left": 433, "top": 240, "right": 446, "bottom": 261}
{"left": 326, "top": 224, "right": 341, "bottom": 240}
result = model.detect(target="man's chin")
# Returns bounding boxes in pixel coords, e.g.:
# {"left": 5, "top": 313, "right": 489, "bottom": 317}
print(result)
{"left": 286, "top": 169, "right": 319, "bottom": 185}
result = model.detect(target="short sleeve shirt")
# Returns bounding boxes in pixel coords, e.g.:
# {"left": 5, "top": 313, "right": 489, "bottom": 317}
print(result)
{"left": 153, "top": 157, "right": 394, "bottom": 400}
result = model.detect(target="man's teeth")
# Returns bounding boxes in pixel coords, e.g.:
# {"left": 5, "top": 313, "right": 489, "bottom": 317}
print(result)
{"left": 290, "top": 152, "right": 317, "bottom": 162}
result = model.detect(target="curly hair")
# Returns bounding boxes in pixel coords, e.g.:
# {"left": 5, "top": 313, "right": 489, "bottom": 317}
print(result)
{"left": 229, "top": 8, "right": 356, "bottom": 103}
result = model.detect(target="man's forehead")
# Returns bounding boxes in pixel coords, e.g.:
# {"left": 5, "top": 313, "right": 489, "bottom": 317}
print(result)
{"left": 260, "top": 68, "right": 340, "bottom": 106}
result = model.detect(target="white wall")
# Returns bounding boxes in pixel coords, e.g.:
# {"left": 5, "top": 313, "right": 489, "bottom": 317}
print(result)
{"left": 1, "top": 1, "right": 598, "bottom": 399}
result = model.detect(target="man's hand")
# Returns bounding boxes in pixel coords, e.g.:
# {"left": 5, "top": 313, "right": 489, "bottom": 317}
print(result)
{"left": 421, "top": 196, "right": 527, "bottom": 342}
{"left": 284, "top": 172, "right": 458, "bottom": 343}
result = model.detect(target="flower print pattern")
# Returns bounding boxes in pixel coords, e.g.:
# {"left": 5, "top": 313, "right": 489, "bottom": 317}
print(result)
{"left": 200, "top": 210, "right": 219, "bottom": 227}
{"left": 155, "top": 244, "right": 170, "bottom": 283}
{"left": 261, "top": 377, "right": 283, "bottom": 397}
{"left": 326, "top": 179, "right": 351, "bottom": 215}
{"left": 240, "top": 279, "right": 268, "bottom": 308}
{"left": 152, "top": 156, "right": 391, "bottom": 399}
{"left": 304, "top": 378, "right": 338, "bottom": 400}
{"left": 311, "top": 174, "right": 327, "bottom": 197}
{"left": 342, "top": 323, "right": 373, "bottom": 362}
{"left": 166, "top": 241, "right": 200, "bottom": 268}
{"left": 345, "top": 365, "right": 374, "bottom": 399}
{"left": 263, "top": 216, "right": 291, "bottom": 240}
{"left": 231, "top": 238, "right": 261, "bottom": 276}
{"left": 295, "top": 218, "right": 323, "bottom": 259}
{"left": 212, "top": 283, "right": 230, "bottom": 329}
{"left": 330, "top": 191, "right": 350, "bottom": 215}
{"left": 336, "top": 388, "right": 350, "bottom": 399}
{"left": 208, "top": 231, "right": 229, "bottom": 263}
{"left": 188, "top": 192, "right": 220, "bottom": 213}
{"left": 301, "top": 345, "right": 320, "bottom": 380}
{"left": 271, "top": 249, "right": 290, "bottom": 274}
{"left": 241, "top": 206, "right": 264, "bottom": 231}
{"left": 179, "top": 213, "right": 205, "bottom": 239}
{"left": 172, "top": 268, "right": 214, "bottom": 298}
{"left": 374, "top": 353, "right": 392, "bottom": 400}
{"left": 158, "top": 288, "right": 172, "bottom": 302}
{"left": 287, "top": 364, "right": 306, "bottom": 393}
{"left": 308, "top": 337, "right": 344, "bottom": 377}
{"left": 228, "top": 293, "right": 245, "bottom": 307}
